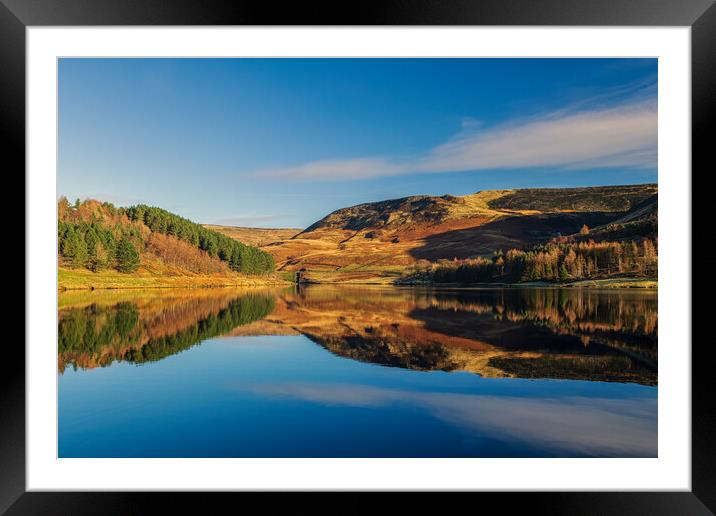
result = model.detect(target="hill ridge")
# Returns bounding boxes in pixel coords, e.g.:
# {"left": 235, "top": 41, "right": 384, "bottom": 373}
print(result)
{"left": 207, "top": 183, "right": 658, "bottom": 281}
{"left": 300, "top": 183, "right": 657, "bottom": 237}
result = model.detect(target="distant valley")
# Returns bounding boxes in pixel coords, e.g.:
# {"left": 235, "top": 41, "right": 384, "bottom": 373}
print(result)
{"left": 201, "top": 226, "right": 301, "bottom": 248}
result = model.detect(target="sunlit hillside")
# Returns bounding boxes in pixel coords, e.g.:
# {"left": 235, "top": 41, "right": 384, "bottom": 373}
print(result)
{"left": 57, "top": 198, "right": 280, "bottom": 289}
{"left": 210, "top": 184, "right": 657, "bottom": 284}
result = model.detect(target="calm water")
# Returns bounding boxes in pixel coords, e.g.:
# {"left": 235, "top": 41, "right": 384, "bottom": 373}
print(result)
{"left": 58, "top": 285, "right": 657, "bottom": 458}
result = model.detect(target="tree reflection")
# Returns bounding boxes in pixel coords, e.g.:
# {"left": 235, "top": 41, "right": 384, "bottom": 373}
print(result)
{"left": 58, "top": 286, "right": 657, "bottom": 385}
{"left": 58, "top": 292, "right": 275, "bottom": 372}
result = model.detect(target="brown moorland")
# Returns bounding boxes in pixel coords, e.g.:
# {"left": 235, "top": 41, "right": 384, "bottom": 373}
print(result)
{"left": 201, "top": 225, "right": 301, "bottom": 247}
{"left": 210, "top": 184, "right": 657, "bottom": 282}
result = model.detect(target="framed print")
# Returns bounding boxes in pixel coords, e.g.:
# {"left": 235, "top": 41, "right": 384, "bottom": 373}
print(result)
{"left": 5, "top": 0, "right": 714, "bottom": 512}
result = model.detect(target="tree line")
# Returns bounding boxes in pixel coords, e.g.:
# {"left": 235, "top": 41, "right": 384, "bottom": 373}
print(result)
{"left": 124, "top": 204, "right": 274, "bottom": 274}
{"left": 57, "top": 198, "right": 275, "bottom": 275}
{"left": 406, "top": 239, "right": 658, "bottom": 284}
{"left": 58, "top": 220, "right": 141, "bottom": 273}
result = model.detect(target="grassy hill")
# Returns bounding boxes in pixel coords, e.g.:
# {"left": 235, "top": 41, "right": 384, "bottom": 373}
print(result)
{"left": 209, "top": 184, "right": 657, "bottom": 283}
{"left": 58, "top": 198, "right": 282, "bottom": 290}
{"left": 300, "top": 184, "right": 656, "bottom": 235}
{"left": 201, "top": 225, "right": 301, "bottom": 247}
{"left": 579, "top": 194, "right": 658, "bottom": 241}
{"left": 485, "top": 184, "right": 656, "bottom": 212}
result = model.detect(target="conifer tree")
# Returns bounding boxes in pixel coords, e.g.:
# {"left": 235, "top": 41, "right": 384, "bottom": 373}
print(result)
{"left": 60, "top": 225, "right": 77, "bottom": 261}
{"left": 88, "top": 240, "right": 109, "bottom": 272}
{"left": 115, "top": 236, "right": 140, "bottom": 273}
{"left": 559, "top": 263, "right": 569, "bottom": 281}
{"left": 72, "top": 233, "right": 88, "bottom": 268}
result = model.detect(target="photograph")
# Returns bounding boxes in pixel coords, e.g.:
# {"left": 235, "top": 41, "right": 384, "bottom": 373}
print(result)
{"left": 56, "top": 57, "right": 660, "bottom": 459}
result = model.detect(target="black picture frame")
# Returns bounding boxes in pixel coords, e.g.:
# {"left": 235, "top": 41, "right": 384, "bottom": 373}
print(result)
{"left": 5, "top": 0, "right": 713, "bottom": 513}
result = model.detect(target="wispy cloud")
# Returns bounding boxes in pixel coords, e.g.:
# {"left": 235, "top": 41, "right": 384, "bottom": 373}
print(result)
{"left": 252, "top": 97, "right": 657, "bottom": 182}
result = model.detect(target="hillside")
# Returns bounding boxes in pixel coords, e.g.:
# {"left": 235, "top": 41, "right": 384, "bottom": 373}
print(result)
{"left": 58, "top": 198, "right": 281, "bottom": 290}
{"left": 580, "top": 194, "right": 658, "bottom": 241}
{"left": 210, "top": 184, "right": 657, "bottom": 282}
{"left": 202, "top": 225, "right": 301, "bottom": 247}
{"left": 485, "top": 184, "right": 656, "bottom": 212}
{"left": 302, "top": 184, "right": 655, "bottom": 236}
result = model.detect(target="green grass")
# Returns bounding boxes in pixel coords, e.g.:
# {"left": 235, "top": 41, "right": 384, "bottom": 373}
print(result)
{"left": 564, "top": 278, "right": 657, "bottom": 289}
{"left": 58, "top": 267, "right": 288, "bottom": 290}
{"left": 298, "top": 264, "right": 409, "bottom": 285}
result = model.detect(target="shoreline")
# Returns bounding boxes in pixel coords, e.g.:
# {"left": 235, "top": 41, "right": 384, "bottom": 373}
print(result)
{"left": 58, "top": 267, "right": 656, "bottom": 291}
{"left": 58, "top": 267, "right": 292, "bottom": 291}
{"left": 58, "top": 284, "right": 292, "bottom": 291}
{"left": 394, "top": 278, "right": 657, "bottom": 289}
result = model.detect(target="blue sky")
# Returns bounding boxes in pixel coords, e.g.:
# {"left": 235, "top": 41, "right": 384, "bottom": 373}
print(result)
{"left": 58, "top": 58, "right": 657, "bottom": 228}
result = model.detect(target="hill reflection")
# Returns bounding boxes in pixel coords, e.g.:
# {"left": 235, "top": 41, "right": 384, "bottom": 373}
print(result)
{"left": 58, "top": 286, "right": 657, "bottom": 385}
{"left": 234, "top": 286, "right": 657, "bottom": 385}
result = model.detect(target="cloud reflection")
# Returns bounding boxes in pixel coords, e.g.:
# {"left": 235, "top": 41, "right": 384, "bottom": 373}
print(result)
{"left": 241, "top": 382, "right": 657, "bottom": 457}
